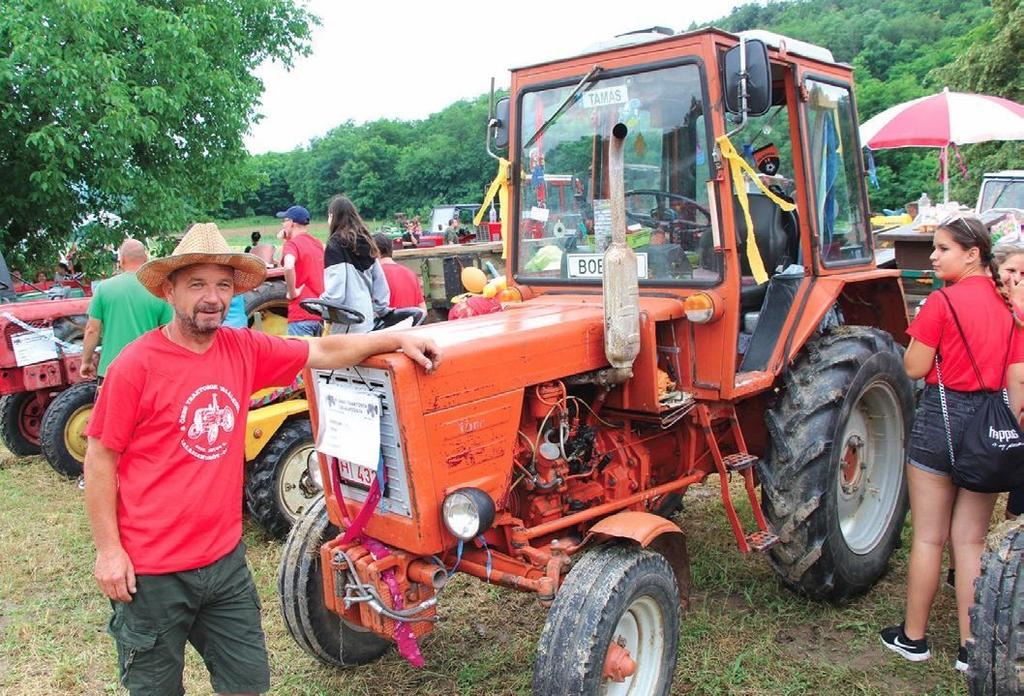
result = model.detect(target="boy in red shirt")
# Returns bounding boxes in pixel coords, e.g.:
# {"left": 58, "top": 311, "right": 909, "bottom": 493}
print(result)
{"left": 372, "top": 233, "right": 426, "bottom": 320}
{"left": 277, "top": 204, "right": 325, "bottom": 336}
{"left": 83, "top": 223, "right": 440, "bottom": 695}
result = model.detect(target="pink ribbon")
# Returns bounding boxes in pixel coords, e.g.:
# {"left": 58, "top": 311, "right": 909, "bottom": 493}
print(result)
{"left": 332, "top": 459, "right": 424, "bottom": 668}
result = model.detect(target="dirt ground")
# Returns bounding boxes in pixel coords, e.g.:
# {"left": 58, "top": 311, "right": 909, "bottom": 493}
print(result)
{"left": 0, "top": 445, "right": 984, "bottom": 695}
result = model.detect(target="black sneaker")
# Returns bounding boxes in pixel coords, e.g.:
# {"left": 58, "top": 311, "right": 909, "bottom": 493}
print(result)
{"left": 946, "top": 568, "right": 956, "bottom": 590}
{"left": 880, "top": 624, "right": 931, "bottom": 662}
{"left": 955, "top": 645, "right": 969, "bottom": 673}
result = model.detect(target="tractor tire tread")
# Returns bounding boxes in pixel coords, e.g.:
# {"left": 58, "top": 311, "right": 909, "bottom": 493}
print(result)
{"left": 533, "top": 543, "right": 680, "bottom": 696}
{"left": 758, "top": 326, "right": 913, "bottom": 603}
{"left": 968, "top": 524, "right": 1024, "bottom": 695}
{"left": 245, "top": 419, "right": 313, "bottom": 539}
{"left": 40, "top": 381, "right": 96, "bottom": 478}
{"left": 0, "top": 392, "right": 43, "bottom": 456}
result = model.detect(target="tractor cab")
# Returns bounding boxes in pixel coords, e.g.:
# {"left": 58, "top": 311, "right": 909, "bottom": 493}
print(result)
{"left": 497, "top": 28, "right": 902, "bottom": 395}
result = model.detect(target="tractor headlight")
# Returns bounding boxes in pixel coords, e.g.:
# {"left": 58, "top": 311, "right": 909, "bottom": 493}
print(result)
{"left": 442, "top": 488, "right": 496, "bottom": 540}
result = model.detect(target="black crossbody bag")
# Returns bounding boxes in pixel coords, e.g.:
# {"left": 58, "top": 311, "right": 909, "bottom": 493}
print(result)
{"left": 934, "top": 290, "right": 1024, "bottom": 492}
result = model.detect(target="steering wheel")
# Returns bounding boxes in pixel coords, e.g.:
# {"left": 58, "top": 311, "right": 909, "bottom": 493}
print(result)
{"left": 299, "top": 299, "right": 365, "bottom": 327}
{"left": 624, "top": 189, "right": 712, "bottom": 233}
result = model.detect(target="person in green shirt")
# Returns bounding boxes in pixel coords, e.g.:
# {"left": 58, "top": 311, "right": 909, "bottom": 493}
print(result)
{"left": 80, "top": 239, "right": 173, "bottom": 381}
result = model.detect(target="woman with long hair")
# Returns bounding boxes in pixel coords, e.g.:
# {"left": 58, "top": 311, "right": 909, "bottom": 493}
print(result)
{"left": 881, "top": 215, "right": 1024, "bottom": 672}
{"left": 321, "top": 195, "right": 390, "bottom": 334}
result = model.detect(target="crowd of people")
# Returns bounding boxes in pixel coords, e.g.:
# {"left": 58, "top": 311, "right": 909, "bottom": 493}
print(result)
{"left": 67, "top": 198, "right": 1024, "bottom": 691}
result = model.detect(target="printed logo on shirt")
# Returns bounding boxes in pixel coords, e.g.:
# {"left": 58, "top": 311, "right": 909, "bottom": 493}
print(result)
{"left": 178, "top": 385, "right": 240, "bottom": 460}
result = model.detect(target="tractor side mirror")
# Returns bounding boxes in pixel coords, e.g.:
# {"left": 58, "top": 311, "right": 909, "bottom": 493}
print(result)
{"left": 491, "top": 97, "right": 510, "bottom": 150}
{"left": 724, "top": 39, "right": 772, "bottom": 118}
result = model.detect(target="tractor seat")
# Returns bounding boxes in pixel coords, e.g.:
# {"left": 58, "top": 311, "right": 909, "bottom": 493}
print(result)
{"left": 735, "top": 192, "right": 799, "bottom": 312}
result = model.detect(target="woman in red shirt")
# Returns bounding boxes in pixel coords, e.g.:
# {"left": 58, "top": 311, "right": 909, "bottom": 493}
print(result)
{"left": 881, "top": 215, "right": 1024, "bottom": 671}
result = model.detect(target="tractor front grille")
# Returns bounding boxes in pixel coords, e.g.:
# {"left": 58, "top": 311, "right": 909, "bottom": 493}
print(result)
{"left": 311, "top": 366, "right": 413, "bottom": 518}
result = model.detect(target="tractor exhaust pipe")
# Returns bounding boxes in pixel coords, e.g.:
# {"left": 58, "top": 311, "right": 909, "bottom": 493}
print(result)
{"left": 602, "top": 123, "right": 640, "bottom": 384}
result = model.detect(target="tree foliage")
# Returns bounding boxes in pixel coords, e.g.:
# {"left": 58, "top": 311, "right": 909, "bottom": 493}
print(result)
{"left": 0, "top": 0, "right": 315, "bottom": 275}
{"left": 712, "top": 0, "right": 999, "bottom": 211}
{"left": 225, "top": 94, "right": 500, "bottom": 225}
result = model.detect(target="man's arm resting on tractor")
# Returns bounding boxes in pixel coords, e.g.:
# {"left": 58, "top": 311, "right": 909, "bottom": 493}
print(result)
{"left": 84, "top": 437, "right": 136, "bottom": 602}
{"left": 306, "top": 332, "right": 442, "bottom": 373}
{"left": 80, "top": 318, "right": 102, "bottom": 379}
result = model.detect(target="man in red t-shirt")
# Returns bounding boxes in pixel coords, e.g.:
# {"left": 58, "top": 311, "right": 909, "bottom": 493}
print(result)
{"left": 83, "top": 222, "right": 440, "bottom": 695}
{"left": 372, "top": 233, "right": 426, "bottom": 319}
{"left": 277, "top": 205, "right": 325, "bottom": 336}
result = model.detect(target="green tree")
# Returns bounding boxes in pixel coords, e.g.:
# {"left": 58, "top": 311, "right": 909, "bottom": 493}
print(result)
{"left": 936, "top": 0, "right": 1024, "bottom": 205}
{"left": 0, "top": 0, "right": 315, "bottom": 274}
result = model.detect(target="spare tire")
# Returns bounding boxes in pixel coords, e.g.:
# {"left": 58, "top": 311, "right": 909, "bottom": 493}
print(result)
{"left": 968, "top": 522, "right": 1024, "bottom": 695}
{"left": 244, "top": 281, "right": 288, "bottom": 336}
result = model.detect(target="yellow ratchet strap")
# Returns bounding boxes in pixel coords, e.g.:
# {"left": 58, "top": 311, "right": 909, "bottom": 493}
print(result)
{"left": 474, "top": 157, "right": 511, "bottom": 259}
{"left": 716, "top": 134, "right": 797, "bottom": 285}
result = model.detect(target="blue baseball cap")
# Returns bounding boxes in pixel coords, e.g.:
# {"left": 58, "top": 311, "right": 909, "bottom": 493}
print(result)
{"left": 276, "top": 205, "right": 310, "bottom": 225}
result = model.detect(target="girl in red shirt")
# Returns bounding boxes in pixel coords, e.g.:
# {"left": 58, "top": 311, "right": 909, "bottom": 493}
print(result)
{"left": 882, "top": 215, "right": 1024, "bottom": 671}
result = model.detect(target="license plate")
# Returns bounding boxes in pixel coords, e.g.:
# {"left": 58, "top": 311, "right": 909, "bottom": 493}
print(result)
{"left": 337, "top": 459, "right": 375, "bottom": 490}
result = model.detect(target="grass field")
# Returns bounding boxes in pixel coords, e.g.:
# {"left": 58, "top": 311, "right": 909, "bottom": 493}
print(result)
{"left": 0, "top": 446, "right": 984, "bottom": 695}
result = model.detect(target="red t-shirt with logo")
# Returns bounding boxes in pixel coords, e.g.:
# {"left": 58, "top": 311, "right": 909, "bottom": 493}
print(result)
{"left": 380, "top": 261, "right": 425, "bottom": 309}
{"left": 908, "top": 275, "right": 1024, "bottom": 390}
{"left": 86, "top": 327, "right": 309, "bottom": 574}
{"left": 283, "top": 233, "right": 325, "bottom": 322}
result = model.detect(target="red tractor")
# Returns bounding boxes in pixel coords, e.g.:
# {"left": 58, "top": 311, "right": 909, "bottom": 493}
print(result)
{"left": 279, "top": 27, "right": 913, "bottom": 694}
{"left": 0, "top": 295, "right": 90, "bottom": 459}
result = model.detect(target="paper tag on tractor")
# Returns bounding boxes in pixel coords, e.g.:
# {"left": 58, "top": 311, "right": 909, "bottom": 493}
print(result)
{"left": 315, "top": 381, "right": 381, "bottom": 473}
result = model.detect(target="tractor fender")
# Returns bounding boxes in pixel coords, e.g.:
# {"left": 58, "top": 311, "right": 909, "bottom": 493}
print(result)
{"left": 245, "top": 399, "right": 309, "bottom": 461}
{"left": 584, "top": 511, "right": 692, "bottom": 607}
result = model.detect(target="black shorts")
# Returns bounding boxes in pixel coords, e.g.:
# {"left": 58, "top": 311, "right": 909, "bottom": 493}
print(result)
{"left": 908, "top": 384, "right": 992, "bottom": 476}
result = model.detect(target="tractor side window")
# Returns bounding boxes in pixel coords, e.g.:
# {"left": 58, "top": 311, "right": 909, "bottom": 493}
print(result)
{"left": 804, "top": 80, "right": 870, "bottom": 264}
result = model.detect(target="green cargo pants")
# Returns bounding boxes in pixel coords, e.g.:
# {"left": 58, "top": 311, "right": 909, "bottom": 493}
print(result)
{"left": 106, "top": 542, "right": 270, "bottom": 695}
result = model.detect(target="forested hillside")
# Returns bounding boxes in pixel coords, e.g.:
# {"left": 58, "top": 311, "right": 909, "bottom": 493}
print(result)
{"left": 227, "top": 0, "right": 1019, "bottom": 222}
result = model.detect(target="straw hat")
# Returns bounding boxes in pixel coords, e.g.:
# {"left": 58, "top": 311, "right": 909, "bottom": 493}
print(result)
{"left": 137, "top": 223, "right": 267, "bottom": 298}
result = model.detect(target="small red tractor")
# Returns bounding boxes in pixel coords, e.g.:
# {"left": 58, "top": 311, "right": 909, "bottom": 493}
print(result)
{"left": 0, "top": 252, "right": 90, "bottom": 460}
{"left": 282, "top": 26, "right": 913, "bottom": 693}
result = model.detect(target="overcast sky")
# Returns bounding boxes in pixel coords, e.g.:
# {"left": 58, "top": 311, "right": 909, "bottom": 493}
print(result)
{"left": 246, "top": 0, "right": 746, "bottom": 154}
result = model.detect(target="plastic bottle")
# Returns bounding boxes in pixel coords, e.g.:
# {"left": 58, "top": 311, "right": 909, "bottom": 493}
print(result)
{"left": 918, "top": 192, "right": 932, "bottom": 210}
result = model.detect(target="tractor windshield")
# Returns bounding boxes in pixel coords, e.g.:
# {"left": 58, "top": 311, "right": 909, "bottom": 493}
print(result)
{"left": 515, "top": 63, "right": 718, "bottom": 284}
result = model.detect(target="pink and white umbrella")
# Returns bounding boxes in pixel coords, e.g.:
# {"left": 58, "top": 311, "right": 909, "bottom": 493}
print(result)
{"left": 859, "top": 87, "right": 1024, "bottom": 201}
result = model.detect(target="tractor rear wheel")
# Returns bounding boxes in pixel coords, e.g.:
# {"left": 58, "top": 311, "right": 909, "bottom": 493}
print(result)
{"left": 533, "top": 543, "right": 680, "bottom": 696}
{"left": 244, "top": 281, "right": 289, "bottom": 336}
{"left": 759, "top": 327, "right": 913, "bottom": 603}
{"left": 278, "top": 495, "right": 391, "bottom": 667}
{"left": 245, "top": 419, "right": 319, "bottom": 539}
{"left": 40, "top": 381, "right": 96, "bottom": 478}
{"left": 0, "top": 391, "right": 45, "bottom": 455}
{"left": 968, "top": 522, "right": 1024, "bottom": 695}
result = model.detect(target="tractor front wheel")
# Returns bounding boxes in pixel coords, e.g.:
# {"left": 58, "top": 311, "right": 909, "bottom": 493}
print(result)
{"left": 0, "top": 391, "right": 46, "bottom": 456}
{"left": 533, "top": 543, "right": 680, "bottom": 696}
{"left": 278, "top": 495, "right": 391, "bottom": 667}
{"left": 245, "top": 419, "right": 319, "bottom": 539}
{"left": 968, "top": 522, "right": 1024, "bottom": 695}
{"left": 40, "top": 381, "right": 96, "bottom": 478}
{"left": 759, "top": 327, "right": 914, "bottom": 603}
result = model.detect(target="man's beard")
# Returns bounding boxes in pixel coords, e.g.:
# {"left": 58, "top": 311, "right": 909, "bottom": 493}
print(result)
{"left": 176, "top": 303, "right": 225, "bottom": 336}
